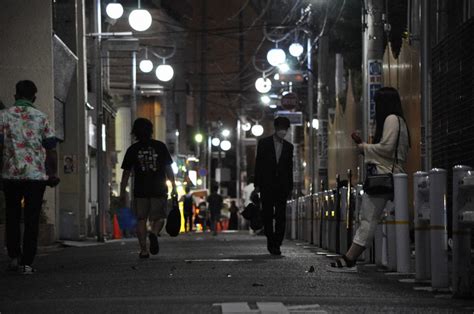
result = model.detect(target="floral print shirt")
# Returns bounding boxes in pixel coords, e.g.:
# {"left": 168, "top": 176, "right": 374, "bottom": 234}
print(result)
{"left": 0, "top": 100, "right": 56, "bottom": 180}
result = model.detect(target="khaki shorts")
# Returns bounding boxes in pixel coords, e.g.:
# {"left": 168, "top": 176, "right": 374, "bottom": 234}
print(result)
{"left": 134, "top": 197, "right": 168, "bottom": 221}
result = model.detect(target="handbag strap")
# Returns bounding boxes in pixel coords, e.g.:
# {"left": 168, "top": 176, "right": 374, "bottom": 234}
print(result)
{"left": 391, "top": 116, "right": 401, "bottom": 173}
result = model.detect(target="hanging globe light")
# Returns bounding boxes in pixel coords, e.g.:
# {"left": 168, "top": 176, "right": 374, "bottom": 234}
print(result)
{"left": 106, "top": 2, "right": 124, "bottom": 19}
{"left": 278, "top": 63, "right": 290, "bottom": 73}
{"left": 156, "top": 64, "right": 174, "bottom": 82}
{"left": 266, "top": 48, "right": 286, "bottom": 66}
{"left": 242, "top": 122, "right": 251, "bottom": 132}
{"left": 251, "top": 124, "right": 264, "bottom": 137}
{"left": 255, "top": 77, "right": 272, "bottom": 94}
{"left": 211, "top": 137, "right": 221, "bottom": 147}
{"left": 139, "top": 59, "right": 153, "bottom": 73}
{"left": 220, "top": 140, "right": 232, "bottom": 151}
{"left": 289, "top": 42, "right": 304, "bottom": 58}
{"left": 260, "top": 95, "right": 271, "bottom": 105}
{"left": 129, "top": 9, "right": 152, "bottom": 32}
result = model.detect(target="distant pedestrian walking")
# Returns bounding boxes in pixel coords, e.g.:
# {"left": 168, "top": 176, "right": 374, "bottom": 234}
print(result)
{"left": 120, "top": 118, "right": 177, "bottom": 259}
{"left": 228, "top": 200, "right": 239, "bottom": 230}
{"left": 207, "top": 185, "right": 223, "bottom": 235}
{"left": 181, "top": 186, "right": 194, "bottom": 232}
{"left": 254, "top": 117, "right": 293, "bottom": 255}
{"left": 327, "top": 87, "right": 410, "bottom": 272}
{"left": 2, "top": 80, "right": 59, "bottom": 274}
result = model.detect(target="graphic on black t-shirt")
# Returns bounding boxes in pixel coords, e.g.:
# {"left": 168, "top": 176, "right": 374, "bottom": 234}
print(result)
{"left": 137, "top": 147, "right": 159, "bottom": 172}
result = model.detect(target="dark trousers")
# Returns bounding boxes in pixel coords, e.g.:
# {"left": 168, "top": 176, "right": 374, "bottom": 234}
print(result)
{"left": 261, "top": 193, "right": 287, "bottom": 248}
{"left": 184, "top": 213, "right": 193, "bottom": 231}
{"left": 4, "top": 180, "right": 46, "bottom": 266}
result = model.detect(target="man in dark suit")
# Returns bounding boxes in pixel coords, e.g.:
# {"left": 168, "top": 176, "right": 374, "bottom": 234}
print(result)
{"left": 254, "top": 117, "right": 293, "bottom": 255}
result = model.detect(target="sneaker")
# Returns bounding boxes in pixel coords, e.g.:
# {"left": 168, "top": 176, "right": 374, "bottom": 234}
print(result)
{"left": 139, "top": 252, "right": 150, "bottom": 259}
{"left": 7, "top": 258, "right": 19, "bottom": 271}
{"left": 19, "top": 265, "right": 36, "bottom": 275}
{"left": 327, "top": 257, "right": 358, "bottom": 273}
{"left": 148, "top": 232, "right": 159, "bottom": 255}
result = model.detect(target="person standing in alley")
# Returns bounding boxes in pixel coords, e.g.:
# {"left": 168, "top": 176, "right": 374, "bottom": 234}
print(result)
{"left": 327, "top": 87, "right": 410, "bottom": 272}
{"left": 207, "top": 184, "right": 223, "bottom": 236}
{"left": 120, "top": 118, "right": 176, "bottom": 259}
{"left": 254, "top": 117, "right": 293, "bottom": 255}
{"left": 1, "top": 80, "right": 59, "bottom": 274}
{"left": 228, "top": 200, "right": 239, "bottom": 230}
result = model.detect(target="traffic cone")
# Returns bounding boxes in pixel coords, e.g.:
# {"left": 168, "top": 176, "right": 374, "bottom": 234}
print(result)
{"left": 113, "top": 213, "right": 122, "bottom": 239}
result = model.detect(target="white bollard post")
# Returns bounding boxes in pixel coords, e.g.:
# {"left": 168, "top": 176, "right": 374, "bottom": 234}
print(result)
{"left": 385, "top": 202, "right": 397, "bottom": 271}
{"left": 393, "top": 173, "right": 411, "bottom": 273}
{"left": 429, "top": 168, "right": 449, "bottom": 290}
{"left": 413, "top": 171, "right": 431, "bottom": 282}
{"left": 339, "top": 186, "right": 348, "bottom": 254}
{"left": 313, "top": 193, "right": 320, "bottom": 246}
{"left": 452, "top": 165, "right": 473, "bottom": 297}
{"left": 291, "top": 200, "right": 296, "bottom": 240}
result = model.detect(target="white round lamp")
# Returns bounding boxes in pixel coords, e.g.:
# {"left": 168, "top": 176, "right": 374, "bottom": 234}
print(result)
{"left": 106, "top": 3, "right": 124, "bottom": 19}
{"left": 220, "top": 140, "right": 232, "bottom": 151}
{"left": 289, "top": 43, "right": 304, "bottom": 58}
{"left": 266, "top": 48, "right": 286, "bottom": 66}
{"left": 255, "top": 77, "right": 272, "bottom": 93}
{"left": 139, "top": 59, "right": 153, "bottom": 73}
{"left": 129, "top": 9, "right": 152, "bottom": 32}
{"left": 156, "top": 64, "right": 174, "bottom": 82}
{"left": 251, "top": 124, "right": 264, "bottom": 137}
{"left": 211, "top": 137, "right": 221, "bottom": 147}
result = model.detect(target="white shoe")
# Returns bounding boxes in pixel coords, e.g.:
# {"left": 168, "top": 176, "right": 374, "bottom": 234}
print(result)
{"left": 326, "top": 264, "right": 358, "bottom": 273}
{"left": 19, "top": 265, "right": 36, "bottom": 275}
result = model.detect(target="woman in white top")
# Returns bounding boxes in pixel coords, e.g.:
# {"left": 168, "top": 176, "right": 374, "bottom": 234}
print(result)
{"left": 328, "top": 87, "right": 410, "bottom": 272}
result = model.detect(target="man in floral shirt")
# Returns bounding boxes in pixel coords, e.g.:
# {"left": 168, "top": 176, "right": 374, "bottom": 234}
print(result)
{"left": 0, "top": 80, "right": 59, "bottom": 274}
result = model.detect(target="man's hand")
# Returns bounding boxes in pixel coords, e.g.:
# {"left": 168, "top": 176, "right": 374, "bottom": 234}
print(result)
{"left": 46, "top": 176, "right": 60, "bottom": 187}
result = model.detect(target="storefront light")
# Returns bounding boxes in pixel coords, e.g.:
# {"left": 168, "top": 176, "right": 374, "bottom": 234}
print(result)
{"left": 156, "top": 64, "right": 174, "bottom": 82}
{"left": 251, "top": 124, "right": 264, "bottom": 137}
{"left": 255, "top": 77, "right": 272, "bottom": 93}
{"left": 139, "top": 59, "right": 153, "bottom": 73}
{"left": 211, "top": 137, "right": 221, "bottom": 147}
{"left": 267, "top": 48, "right": 286, "bottom": 66}
{"left": 129, "top": 9, "right": 152, "bottom": 32}
{"left": 289, "top": 42, "right": 304, "bottom": 58}
{"left": 220, "top": 140, "right": 232, "bottom": 151}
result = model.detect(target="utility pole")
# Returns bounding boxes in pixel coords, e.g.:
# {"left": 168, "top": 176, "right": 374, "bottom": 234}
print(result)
{"left": 200, "top": 0, "right": 208, "bottom": 133}
{"left": 362, "top": 0, "right": 384, "bottom": 143}
{"left": 421, "top": 0, "right": 432, "bottom": 171}
{"left": 317, "top": 34, "right": 329, "bottom": 189}
{"left": 306, "top": 32, "right": 315, "bottom": 195}
{"left": 236, "top": 10, "right": 244, "bottom": 206}
{"left": 93, "top": 0, "right": 105, "bottom": 242}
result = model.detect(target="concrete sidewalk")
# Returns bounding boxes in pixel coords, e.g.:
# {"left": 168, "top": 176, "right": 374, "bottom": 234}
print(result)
{"left": 1, "top": 231, "right": 473, "bottom": 313}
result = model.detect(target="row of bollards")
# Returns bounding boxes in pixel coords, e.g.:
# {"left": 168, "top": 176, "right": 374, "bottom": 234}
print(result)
{"left": 287, "top": 165, "right": 474, "bottom": 298}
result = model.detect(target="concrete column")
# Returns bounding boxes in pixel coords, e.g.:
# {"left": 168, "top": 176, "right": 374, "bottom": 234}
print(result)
{"left": 0, "top": 0, "right": 56, "bottom": 229}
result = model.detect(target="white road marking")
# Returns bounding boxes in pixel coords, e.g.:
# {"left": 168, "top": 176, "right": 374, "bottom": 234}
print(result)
{"left": 215, "top": 302, "right": 327, "bottom": 314}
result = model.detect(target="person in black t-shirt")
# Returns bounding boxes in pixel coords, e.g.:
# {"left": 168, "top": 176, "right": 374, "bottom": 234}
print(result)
{"left": 120, "top": 118, "right": 176, "bottom": 258}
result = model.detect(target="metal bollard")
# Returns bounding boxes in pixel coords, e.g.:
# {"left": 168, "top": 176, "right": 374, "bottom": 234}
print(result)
{"left": 413, "top": 171, "right": 431, "bottom": 282}
{"left": 452, "top": 165, "right": 473, "bottom": 298}
{"left": 429, "top": 168, "right": 449, "bottom": 290}
{"left": 393, "top": 173, "right": 411, "bottom": 273}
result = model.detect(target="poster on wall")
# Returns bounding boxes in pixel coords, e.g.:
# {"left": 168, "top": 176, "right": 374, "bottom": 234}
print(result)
{"left": 63, "top": 155, "right": 76, "bottom": 174}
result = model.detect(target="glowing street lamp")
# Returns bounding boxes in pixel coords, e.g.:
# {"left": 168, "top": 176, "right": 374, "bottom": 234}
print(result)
{"left": 251, "top": 124, "right": 264, "bottom": 137}
{"left": 129, "top": 0, "right": 152, "bottom": 32}
{"left": 211, "top": 137, "right": 221, "bottom": 147}
{"left": 289, "top": 42, "right": 304, "bottom": 58}
{"left": 106, "top": 2, "right": 124, "bottom": 19}
{"left": 255, "top": 77, "right": 272, "bottom": 93}
{"left": 156, "top": 63, "right": 174, "bottom": 82}
{"left": 278, "top": 62, "right": 290, "bottom": 73}
{"left": 242, "top": 122, "right": 251, "bottom": 132}
{"left": 266, "top": 47, "right": 286, "bottom": 66}
{"left": 260, "top": 95, "right": 271, "bottom": 105}
{"left": 139, "top": 59, "right": 153, "bottom": 73}
{"left": 221, "top": 129, "right": 230, "bottom": 138}
{"left": 194, "top": 133, "right": 203, "bottom": 143}
{"left": 220, "top": 140, "right": 231, "bottom": 151}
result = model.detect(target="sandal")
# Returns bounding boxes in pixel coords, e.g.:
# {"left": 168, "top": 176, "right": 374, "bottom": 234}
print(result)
{"left": 327, "top": 255, "right": 357, "bottom": 273}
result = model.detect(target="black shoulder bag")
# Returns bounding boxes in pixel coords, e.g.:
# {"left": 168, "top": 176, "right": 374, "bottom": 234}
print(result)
{"left": 363, "top": 117, "right": 401, "bottom": 196}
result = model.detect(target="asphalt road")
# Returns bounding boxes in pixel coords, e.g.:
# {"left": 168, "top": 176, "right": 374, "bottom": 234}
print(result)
{"left": 1, "top": 231, "right": 473, "bottom": 313}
